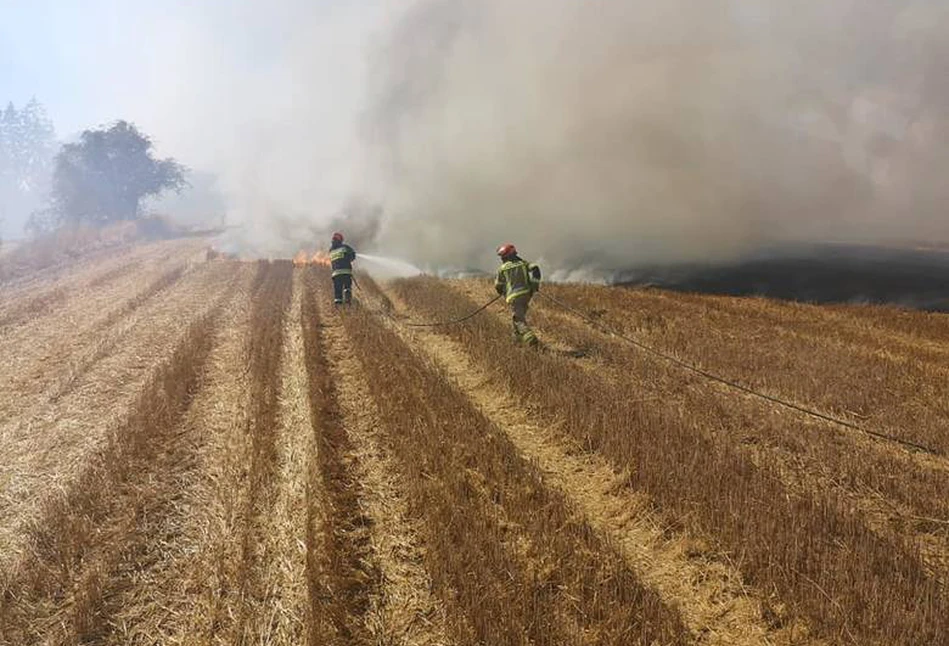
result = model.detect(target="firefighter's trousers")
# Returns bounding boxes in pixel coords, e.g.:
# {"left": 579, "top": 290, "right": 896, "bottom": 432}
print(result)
{"left": 509, "top": 293, "right": 538, "bottom": 345}
{"left": 333, "top": 274, "right": 353, "bottom": 304}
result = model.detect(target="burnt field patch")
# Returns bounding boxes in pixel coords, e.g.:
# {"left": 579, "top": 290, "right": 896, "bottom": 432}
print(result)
{"left": 620, "top": 243, "right": 949, "bottom": 311}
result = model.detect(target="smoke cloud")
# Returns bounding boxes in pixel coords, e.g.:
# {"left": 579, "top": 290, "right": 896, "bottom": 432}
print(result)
{"left": 15, "top": 0, "right": 948, "bottom": 274}
{"left": 2, "top": 0, "right": 388, "bottom": 253}
{"left": 362, "top": 0, "right": 949, "bottom": 275}
{"left": 99, "top": 0, "right": 391, "bottom": 257}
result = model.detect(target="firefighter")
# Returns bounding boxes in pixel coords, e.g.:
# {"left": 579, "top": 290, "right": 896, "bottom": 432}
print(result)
{"left": 329, "top": 232, "right": 356, "bottom": 304}
{"left": 495, "top": 243, "right": 541, "bottom": 346}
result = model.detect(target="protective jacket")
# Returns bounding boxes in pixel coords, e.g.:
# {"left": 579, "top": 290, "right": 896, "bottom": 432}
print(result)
{"left": 329, "top": 241, "right": 356, "bottom": 277}
{"left": 495, "top": 256, "right": 541, "bottom": 302}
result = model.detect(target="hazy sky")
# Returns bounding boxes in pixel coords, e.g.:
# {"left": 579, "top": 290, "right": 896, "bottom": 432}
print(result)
{"left": 1, "top": 0, "right": 383, "bottom": 153}
{"left": 0, "top": 0, "right": 767, "bottom": 136}
{"left": 1, "top": 0, "right": 756, "bottom": 165}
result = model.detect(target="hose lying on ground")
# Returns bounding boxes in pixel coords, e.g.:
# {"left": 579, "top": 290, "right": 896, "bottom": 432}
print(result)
{"left": 537, "top": 291, "right": 942, "bottom": 457}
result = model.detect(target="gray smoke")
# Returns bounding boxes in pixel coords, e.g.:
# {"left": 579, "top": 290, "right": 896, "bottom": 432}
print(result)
{"left": 31, "top": 0, "right": 947, "bottom": 273}
{"left": 361, "top": 0, "right": 949, "bottom": 275}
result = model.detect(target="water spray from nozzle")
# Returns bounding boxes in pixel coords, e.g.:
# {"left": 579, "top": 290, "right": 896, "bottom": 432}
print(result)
{"left": 358, "top": 253, "right": 424, "bottom": 278}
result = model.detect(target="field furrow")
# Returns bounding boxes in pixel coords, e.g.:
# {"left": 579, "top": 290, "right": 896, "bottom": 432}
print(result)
{"left": 99, "top": 263, "right": 258, "bottom": 645}
{"left": 10, "top": 264, "right": 188, "bottom": 427}
{"left": 0, "top": 299, "right": 225, "bottom": 644}
{"left": 375, "top": 283, "right": 808, "bottom": 646}
{"left": 0, "top": 244, "right": 202, "bottom": 428}
{"left": 670, "top": 290, "right": 949, "bottom": 362}
{"left": 390, "top": 276, "right": 948, "bottom": 645}
{"left": 0, "top": 261, "right": 236, "bottom": 578}
{"left": 822, "top": 301, "right": 949, "bottom": 344}
{"left": 250, "top": 269, "right": 320, "bottom": 644}
{"left": 229, "top": 261, "right": 295, "bottom": 643}
{"left": 0, "top": 240, "right": 200, "bottom": 334}
{"left": 336, "top": 272, "right": 691, "bottom": 646}
{"left": 298, "top": 277, "right": 383, "bottom": 644}
{"left": 310, "top": 274, "right": 452, "bottom": 646}
{"left": 495, "top": 283, "right": 949, "bottom": 575}
{"left": 0, "top": 285, "right": 68, "bottom": 329}
{"left": 0, "top": 238, "right": 163, "bottom": 302}
{"left": 1, "top": 244, "right": 944, "bottom": 645}
{"left": 0, "top": 230, "right": 146, "bottom": 289}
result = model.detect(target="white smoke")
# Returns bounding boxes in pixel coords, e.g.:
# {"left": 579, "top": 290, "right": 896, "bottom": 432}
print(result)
{"left": 363, "top": 0, "right": 949, "bottom": 273}
{"left": 14, "top": 0, "right": 949, "bottom": 272}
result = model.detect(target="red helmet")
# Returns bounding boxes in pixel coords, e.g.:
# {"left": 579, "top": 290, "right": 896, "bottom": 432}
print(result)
{"left": 497, "top": 243, "right": 516, "bottom": 258}
{"left": 331, "top": 232, "right": 344, "bottom": 243}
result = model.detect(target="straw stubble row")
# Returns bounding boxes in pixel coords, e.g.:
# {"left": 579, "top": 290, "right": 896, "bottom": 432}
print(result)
{"left": 337, "top": 272, "right": 691, "bottom": 645}
{"left": 392, "top": 276, "right": 948, "bottom": 645}
{"left": 373, "top": 280, "right": 799, "bottom": 646}
{"left": 0, "top": 286, "right": 228, "bottom": 644}
{"left": 497, "top": 281, "right": 949, "bottom": 577}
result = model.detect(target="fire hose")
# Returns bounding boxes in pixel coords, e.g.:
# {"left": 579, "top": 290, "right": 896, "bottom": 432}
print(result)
{"left": 350, "top": 275, "right": 503, "bottom": 327}
{"left": 537, "top": 291, "right": 941, "bottom": 456}
{"left": 336, "top": 272, "right": 941, "bottom": 455}
{"left": 400, "top": 294, "right": 502, "bottom": 327}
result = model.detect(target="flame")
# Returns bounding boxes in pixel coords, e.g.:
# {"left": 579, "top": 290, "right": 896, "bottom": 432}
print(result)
{"left": 310, "top": 251, "right": 332, "bottom": 267}
{"left": 292, "top": 250, "right": 333, "bottom": 267}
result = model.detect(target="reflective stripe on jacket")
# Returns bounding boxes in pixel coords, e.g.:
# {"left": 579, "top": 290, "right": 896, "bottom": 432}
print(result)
{"left": 330, "top": 243, "right": 355, "bottom": 277}
{"left": 495, "top": 259, "right": 541, "bottom": 303}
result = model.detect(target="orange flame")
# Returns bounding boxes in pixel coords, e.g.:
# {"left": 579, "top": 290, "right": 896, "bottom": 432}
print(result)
{"left": 292, "top": 250, "right": 333, "bottom": 267}
{"left": 310, "top": 251, "right": 332, "bottom": 267}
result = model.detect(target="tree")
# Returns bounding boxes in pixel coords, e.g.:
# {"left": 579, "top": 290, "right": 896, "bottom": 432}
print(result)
{"left": 48, "top": 120, "right": 187, "bottom": 226}
{"left": 0, "top": 98, "right": 57, "bottom": 238}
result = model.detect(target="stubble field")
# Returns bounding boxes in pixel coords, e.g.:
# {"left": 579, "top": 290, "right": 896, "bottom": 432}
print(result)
{"left": 0, "top": 239, "right": 946, "bottom": 645}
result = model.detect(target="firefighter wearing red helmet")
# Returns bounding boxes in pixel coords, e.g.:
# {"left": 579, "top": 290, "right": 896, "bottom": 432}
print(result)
{"left": 494, "top": 243, "right": 542, "bottom": 346}
{"left": 329, "top": 232, "right": 356, "bottom": 304}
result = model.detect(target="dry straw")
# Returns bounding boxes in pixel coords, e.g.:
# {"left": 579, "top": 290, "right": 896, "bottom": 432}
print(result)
{"left": 391, "top": 275, "right": 949, "bottom": 645}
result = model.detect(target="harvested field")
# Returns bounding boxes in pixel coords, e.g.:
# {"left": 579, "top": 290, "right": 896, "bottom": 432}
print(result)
{"left": 0, "top": 242, "right": 946, "bottom": 645}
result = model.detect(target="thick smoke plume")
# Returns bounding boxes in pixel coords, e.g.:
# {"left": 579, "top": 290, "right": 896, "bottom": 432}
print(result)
{"left": 362, "top": 0, "right": 949, "bottom": 275}
{"left": 31, "top": 1, "right": 946, "bottom": 274}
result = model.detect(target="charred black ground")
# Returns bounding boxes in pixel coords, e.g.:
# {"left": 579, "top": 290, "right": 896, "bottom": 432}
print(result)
{"left": 618, "top": 243, "right": 949, "bottom": 312}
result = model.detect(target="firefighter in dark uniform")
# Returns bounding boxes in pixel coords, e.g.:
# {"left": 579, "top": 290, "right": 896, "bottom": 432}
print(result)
{"left": 329, "top": 232, "right": 356, "bottom": 305}
{"left": 495, "top": 243, "right": 541, "bottom": 346}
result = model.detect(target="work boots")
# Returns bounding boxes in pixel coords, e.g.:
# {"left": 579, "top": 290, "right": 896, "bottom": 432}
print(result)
{"left": 513, "top": 321, "right": 539, "bottom": 347}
